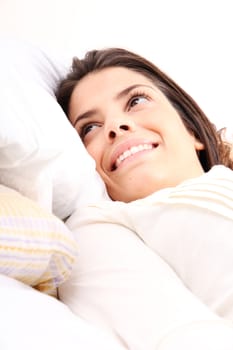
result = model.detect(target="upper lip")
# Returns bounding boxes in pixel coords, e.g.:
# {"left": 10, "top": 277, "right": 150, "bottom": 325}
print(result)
{"left": 108, "top": 138, "right": 159, "bottom": 171}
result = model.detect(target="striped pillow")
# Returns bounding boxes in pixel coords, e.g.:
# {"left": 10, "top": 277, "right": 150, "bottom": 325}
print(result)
{"left": 0, "top": 185, "right": 78, "bottom": 296}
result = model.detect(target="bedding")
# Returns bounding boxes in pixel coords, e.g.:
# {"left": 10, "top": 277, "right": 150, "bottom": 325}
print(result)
{"left": 0, "top": 274, "right": 125, "bottom": 350}
{"left": 0, "top": 184, "right": 78, "bottom": 295}
{"left": 0, "top": 37, "right": 107, "bottom": 220}
{"left": 0, "top": 38, "right": 123, "bottom": 350}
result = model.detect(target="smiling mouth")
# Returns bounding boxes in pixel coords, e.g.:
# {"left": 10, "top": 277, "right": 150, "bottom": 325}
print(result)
{"left": 111, "top": 143, "right": 159, "bottom": 171}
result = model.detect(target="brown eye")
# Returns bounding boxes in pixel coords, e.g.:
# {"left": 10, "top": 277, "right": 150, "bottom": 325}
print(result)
{"left": 80, "top": 123, "right": 100, "bottom": 140}
{"left": 129, "top": 95, "right": 148, "bottom": 108}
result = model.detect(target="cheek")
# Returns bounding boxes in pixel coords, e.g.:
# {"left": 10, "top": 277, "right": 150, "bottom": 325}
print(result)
{"left": 164, "top": 115, "right": 191, "bottom": 140}
{"left": 86, "top": 143, "right": 103, "bottom": 170}
{"left": 139, "top": 105, "right": 176, "bottom": 131}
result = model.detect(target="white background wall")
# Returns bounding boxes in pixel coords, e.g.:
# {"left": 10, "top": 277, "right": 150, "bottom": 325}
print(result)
{"left": 0, "top": 0, "right": 232, "bottom": 132}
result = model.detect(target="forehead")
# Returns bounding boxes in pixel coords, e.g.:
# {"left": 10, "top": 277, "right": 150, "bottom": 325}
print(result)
{"left": 71, "top": 67, "right": 155, "bottom": 100}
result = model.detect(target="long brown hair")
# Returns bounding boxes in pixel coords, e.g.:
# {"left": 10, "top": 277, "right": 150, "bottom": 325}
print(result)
{"left": 56, "top": 48, "right": 233, "bottom": 171}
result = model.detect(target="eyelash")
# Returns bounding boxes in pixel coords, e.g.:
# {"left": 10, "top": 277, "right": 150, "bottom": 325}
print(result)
{"left": 78, "top": 89, "right": 151, "bottom": 141}
{"left": 127, "top": 90, "right": 150, "bottom": 110}
{"left": 78, "top": 122, "right": 100, "bottom": 141}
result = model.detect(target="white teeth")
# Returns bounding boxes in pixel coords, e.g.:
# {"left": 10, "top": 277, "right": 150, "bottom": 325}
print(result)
{"left": 115, "top": 144, "right": 153, "bottom": 168}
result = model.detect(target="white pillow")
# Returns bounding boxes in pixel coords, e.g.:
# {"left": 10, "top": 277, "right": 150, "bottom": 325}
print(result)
{"left": 0, "top": 37, "right": 107, "bottom": 219}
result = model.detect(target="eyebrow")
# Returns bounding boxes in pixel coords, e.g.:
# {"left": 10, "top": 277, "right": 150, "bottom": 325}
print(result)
{"left": 72, "top": 83, "right": 154, "bottom": 127}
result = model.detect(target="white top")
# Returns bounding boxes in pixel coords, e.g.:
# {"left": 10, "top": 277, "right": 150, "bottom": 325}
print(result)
{"left": 60, "top": 165, "right": 233, "bottom": 349}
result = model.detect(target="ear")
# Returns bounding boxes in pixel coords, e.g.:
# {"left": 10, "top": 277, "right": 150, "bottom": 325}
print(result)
{"left": 194, "top": 139, "right": 205, "bottom": 151}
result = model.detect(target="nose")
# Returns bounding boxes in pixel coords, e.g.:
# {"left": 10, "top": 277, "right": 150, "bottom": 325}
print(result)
{"left": 105, "top": 118, "right": 134, "bottom": 141}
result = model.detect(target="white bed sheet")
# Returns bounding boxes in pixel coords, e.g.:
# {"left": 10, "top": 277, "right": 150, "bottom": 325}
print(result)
{"left": 0, "top": 274, "right": 125, "bottom": 350}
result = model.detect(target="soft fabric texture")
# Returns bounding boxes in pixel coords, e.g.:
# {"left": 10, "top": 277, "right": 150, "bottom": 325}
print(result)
{"left": 124, "top": 165, "right": 233, "bottom": 320}
{"left": 59, "top": 165, "right": 233, "bottom": 348}
{"left": 0, "top": 274, "right": 125, "bottom": 350}
{"left": 0, "top": 185, "right": 78, "bottom": 295}
{"left": 8, "top": 276, "right": 233, "bottom": 350}
{"left": 0, "top": 38, "right": 107, "bottom": 219}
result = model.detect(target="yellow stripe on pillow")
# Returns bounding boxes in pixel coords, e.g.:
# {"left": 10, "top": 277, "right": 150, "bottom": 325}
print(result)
{"left": 0, "top": 185, "right": 78, "bottom": 296}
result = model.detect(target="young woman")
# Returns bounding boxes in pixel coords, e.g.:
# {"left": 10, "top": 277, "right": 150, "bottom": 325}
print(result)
{"left": 56, "top": 48, "right": 233, "bottom": 349}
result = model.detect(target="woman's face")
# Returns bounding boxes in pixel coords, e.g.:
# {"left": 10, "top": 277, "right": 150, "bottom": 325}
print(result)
{"left": 69, "top": 67, "right": 204, "bottom": 202}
